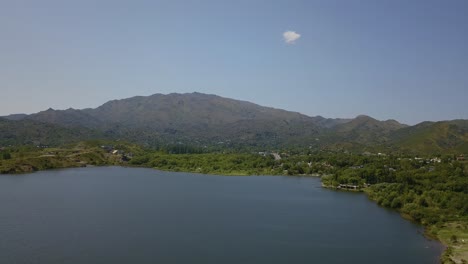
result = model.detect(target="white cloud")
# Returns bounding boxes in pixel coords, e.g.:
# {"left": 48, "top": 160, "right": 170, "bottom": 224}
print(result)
{"left": 283, "top": 31, "right": 301, "bottom": 44}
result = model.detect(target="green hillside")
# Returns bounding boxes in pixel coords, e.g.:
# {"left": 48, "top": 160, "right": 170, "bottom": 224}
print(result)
{"left": 390, "top": 120, "right": 468, "bottom": 154}
{"left": 0, "top": 118, "right": 106, "bottom": 146}
{"left": 1, "top": 93, "right": 466, "bottom": 154}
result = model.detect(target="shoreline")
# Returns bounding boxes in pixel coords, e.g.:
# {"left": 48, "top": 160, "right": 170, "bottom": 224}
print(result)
{"left": 1, "top": 163, "right": 464, "bottom": 263}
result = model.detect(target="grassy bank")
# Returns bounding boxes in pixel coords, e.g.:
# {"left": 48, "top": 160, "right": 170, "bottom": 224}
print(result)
{"left": 430, "top": 223, "right": 468, "bottom": 263}
{"left": 0, "top": 142, "right": 125, "bottom": 173}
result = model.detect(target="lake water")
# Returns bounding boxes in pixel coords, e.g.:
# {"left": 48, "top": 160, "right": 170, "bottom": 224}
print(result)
{"left": 0, "top": 167, "right": 443, "bottom": 264}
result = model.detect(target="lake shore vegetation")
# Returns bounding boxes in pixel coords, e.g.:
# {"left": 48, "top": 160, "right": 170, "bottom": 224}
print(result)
{"left": 1, "top": 140, "right": 466, "bottom": 263}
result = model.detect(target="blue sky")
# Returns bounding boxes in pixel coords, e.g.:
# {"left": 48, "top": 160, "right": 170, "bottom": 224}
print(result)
{"left": 1, "top": 0, "right": 467, "bottom": 124}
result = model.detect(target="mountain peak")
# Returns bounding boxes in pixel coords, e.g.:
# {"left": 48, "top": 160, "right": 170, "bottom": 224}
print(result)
{"left": 3, "top": 92, "right": 465, "bottom": 153}
{"left": 355, "top": 115, "right": 375, "bottom": 121}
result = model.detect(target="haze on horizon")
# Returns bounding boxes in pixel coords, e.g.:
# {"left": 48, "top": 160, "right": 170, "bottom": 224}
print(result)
{"left": 1, "top": 0, "right": 467, "bottom": 125}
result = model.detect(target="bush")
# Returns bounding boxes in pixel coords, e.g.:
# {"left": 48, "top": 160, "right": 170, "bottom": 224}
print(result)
{"left": 450, "top": 235, "right": 458, "bottom": 243}
{"left": 2, "top": 152, "right": 11, "bottom": 160}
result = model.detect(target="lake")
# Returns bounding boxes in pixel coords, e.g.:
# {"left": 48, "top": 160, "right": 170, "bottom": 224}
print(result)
{"left": 0, "top": 167, "right": 443, "bottom": 264}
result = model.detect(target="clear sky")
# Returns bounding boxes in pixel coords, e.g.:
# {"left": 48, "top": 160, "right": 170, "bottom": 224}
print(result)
{"left": 1, "top": 0, "right": 467, "bottom": 124}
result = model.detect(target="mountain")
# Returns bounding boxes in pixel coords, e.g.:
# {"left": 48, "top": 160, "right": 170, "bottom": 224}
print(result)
{"left": 390, "top": 120, "right": 468, "bottom": 154}
{"left": 28, "top": 108, "right": 103, "bottom": 128}
{"left": 332, "top": 115, "right": 407, "bottom": 143}
{"left": 20, "top": 93, "right": 327, "bottom": 147}
{"left": 0, "top": 118, "right": 105, "bottom": 146}
{"left": 309, "top": 116, "right": 352, "bottom": 128}
{"left": 314, "top": 115, "right": 407, "bottom": 151}
{"left": 1, "top": 92, "right": 466, "bottom": 153}
{"left": 2, "top": 113, "right": 28, "bottom": 121}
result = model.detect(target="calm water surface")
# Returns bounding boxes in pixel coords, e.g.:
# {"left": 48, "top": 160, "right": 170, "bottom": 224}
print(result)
{"left": 0, "top": 167, "right": 442, "bottom": 264}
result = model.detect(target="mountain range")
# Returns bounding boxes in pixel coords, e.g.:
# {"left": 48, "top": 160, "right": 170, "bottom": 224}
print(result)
{"left": 1, "top": 92, "right": 467, "bottom": 154}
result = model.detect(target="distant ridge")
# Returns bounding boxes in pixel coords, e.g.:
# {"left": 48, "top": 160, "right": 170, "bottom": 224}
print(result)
{"left": 2, "top": 113, "right": 27, "bottom": 121}
{"left": 1, "top": 92, "right": 466, "bottom": 153}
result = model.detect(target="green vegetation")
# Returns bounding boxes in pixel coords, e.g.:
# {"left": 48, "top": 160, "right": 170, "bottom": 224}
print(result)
{"left": 390, "top": 120, "right": 468, "bottom": 154}
{"left": 430, "top": 222, "right": 468, "bottom": 263}
{"left": 2, "top": 152, "right": 11, "bottom": 160}
{"left": 0, "top": 141, "right": 137, "bottom": 173}
{"left": 0, "top": 118, "right": 105, "bottom": 147}
{"left": 129, "top": 152, "right": 277, "bottom": 175}
{"left": 2, "top": 93, "right": 467, "bottom": 153}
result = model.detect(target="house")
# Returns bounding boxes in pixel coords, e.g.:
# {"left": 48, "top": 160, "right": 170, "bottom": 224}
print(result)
{"left": 457, "top": 155, "right": 465, "bottom": 161}
{"left": 414, "top": 157, "right": 425, "bottom": 163}
{"left": 338, "top": 184, "right": 359, "bottom": 190}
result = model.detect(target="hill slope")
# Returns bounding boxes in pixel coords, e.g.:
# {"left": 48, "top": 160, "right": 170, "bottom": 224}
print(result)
{"left": 22, "top": 93, "right": 326, "bottom": 147}
{"left": 316, "top": 115, "right": 407, "bottom": 150}
{"left": 333, "top": 115, "right": 406, "bottom": 141}
{"left": 1, "top": 92, "right": 466, "bottom": 153}
{"left": 390, "top": 120, "right": 468, "bottom": 154}
{"left": 0, "top": 118, "right": 105, "bottom": 146}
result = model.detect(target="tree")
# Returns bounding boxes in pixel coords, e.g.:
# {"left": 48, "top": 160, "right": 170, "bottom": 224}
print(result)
{"left": 2, "top": 152, "right": 11, "bottom": 160}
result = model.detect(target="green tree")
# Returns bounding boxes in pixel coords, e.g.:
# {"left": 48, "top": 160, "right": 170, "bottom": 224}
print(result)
{"left": 2, "top": 152, "right": 11, "bottom": 160}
